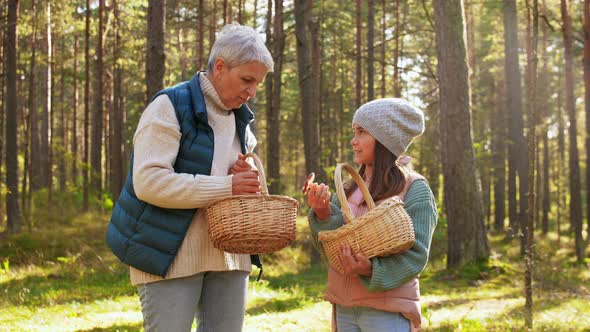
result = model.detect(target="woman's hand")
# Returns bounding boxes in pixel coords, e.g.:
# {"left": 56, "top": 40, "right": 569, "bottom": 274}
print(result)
{"left": 232, "top": 171, "right": 260, "bottom": 194}
{"left": 229, "top": 153, "right": 254, "bottom": 175}
{"left": 338, "top": 245, "right": 372, "bottom": 277}
{"left": 230, "top": 154, "right": 260, "bottom": 195}
{"left": 307, "top": 183, "right": 331, "bottom": 220}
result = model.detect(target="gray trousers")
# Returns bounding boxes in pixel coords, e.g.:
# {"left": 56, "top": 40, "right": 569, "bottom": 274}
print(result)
{"left": 137, "top": 270, "right": 249, "bottom": 332}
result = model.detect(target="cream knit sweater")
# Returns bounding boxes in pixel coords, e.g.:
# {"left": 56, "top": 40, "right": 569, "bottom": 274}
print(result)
{"left": 129, "top": 74, "right": 254, "bottom": 285}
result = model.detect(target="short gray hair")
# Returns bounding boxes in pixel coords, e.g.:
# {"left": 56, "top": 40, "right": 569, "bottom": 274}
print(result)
{"left": 207, "top": 23, "right": 274, "bottom": 72}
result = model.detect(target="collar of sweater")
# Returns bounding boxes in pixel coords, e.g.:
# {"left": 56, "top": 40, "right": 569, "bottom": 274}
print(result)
{"left": 199, "top": 72, "right": 233, "bottom": 114}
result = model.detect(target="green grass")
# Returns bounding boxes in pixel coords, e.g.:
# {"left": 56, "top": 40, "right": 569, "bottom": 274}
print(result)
{"left": 1, "top": 210, "right": 589, "bottom": 331}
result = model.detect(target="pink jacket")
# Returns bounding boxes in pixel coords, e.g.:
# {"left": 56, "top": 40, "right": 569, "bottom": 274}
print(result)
{"left": 326, "top": 174, "right": 424, "bottom": 331}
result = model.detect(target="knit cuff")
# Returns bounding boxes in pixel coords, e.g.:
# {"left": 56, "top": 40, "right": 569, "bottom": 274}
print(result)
{"left": 191, "top": 174, "right": 233, "bottom": 206}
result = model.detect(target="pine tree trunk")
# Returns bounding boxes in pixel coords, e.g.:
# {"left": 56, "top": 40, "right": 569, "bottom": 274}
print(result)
{"left": 380, "top": 0, "right": 386, "bottom": 98}
{"left": 310, "top": 10, "right": 323, "bottom": 182}
{"left": 0, "top": 0, "right": 5, "bottom": 221}
{"left": 41, "top": 2, "right": 52, "bottom": 191}
{"left": 109, "top": 0, "right": 123, "bottom": 200}
{"left": 49, "top": 43, "right": 55, "bottom": 202}
{"left": 146, "top": 0, "right": 166, "bottom": 101}
{"left": 556, "top": 72, "right": 565, "bottom": 244}
{"left": 210, "top": 0, "right": 216, "bottom": 51}
{"left": 584, "top": 0, "right": 590, "bottom": 239}
{"left": 433, "top": 0, "right": 489, "bottom": 268}
{"left": 72, "top": 35, "right": 78, "bottom": 182}
{"left": 542, "top": 129, "right": 549, "bottom": 234}
{"left": 355, "top": 0, "right": 362, "bottom": 108}
{"left": 524, "top": 0, "right": 538, "bottom": 327}
{"left": 561, "top": 0, "right": 585, "bottom": 262}
{"left": 197, "top": 0, "right": 204, "bottom": 70}
{"left": 238, "top": 0, "right": 243, "bottom": 24}
{"left": 29, "top": 0, "right": 40, "bottom": 193}
{"left": 253, "top": 0, "right": 258, "bottom": 27}
{"left": 58, "top": 39, "right": 66, "bottom": 192}
{"left": 83, "top": 0, "right": 90, "bottom": 210}
{"left": 493, "top": 79, "right": 506, "bottom": 231}
{"left": 23, "top": 0, "right": 38, "bottom": 214}
{"left": 5, "top": 0, "right": 20, "bottom": 233}
{"left": 502, "top": 0, "right": 528, "bottom": 241}
{"left": 367, "top": 0, "right": 374, "bottom": 101}
{"left": 266, "top": 0, "right": 285, "bottom": 195}
{"left": 295, "top": 0, "right": 322, "bottom": 265}
{"left": 91, "top": 0, "right": 105, "bottom": 195}
{"left": 393, "top": 0, "right": 400, "bottom": 97}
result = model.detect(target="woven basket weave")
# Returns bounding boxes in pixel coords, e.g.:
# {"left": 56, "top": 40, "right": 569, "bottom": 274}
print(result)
{"left": 206, "top": 153, "right": 298, "bottom": 254}
{"left": 318, "top": 163, "right": 415, "bottom": 273}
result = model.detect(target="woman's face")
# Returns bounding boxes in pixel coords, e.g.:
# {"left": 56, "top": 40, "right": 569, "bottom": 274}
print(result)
{"left": 212, "top": 58, "right": 268, "bottom": 109}
{"left": 351, "top": 124, "right": 376, "bottom": 165}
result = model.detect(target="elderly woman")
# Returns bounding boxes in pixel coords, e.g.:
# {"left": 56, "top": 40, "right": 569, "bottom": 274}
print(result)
{"left": 105, "top": 24, "right": 273, "bottom": 331}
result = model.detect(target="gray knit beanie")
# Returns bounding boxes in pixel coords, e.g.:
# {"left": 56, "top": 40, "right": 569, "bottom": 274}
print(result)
{"left": 352, "top": 98, "right": 425, "bottom": 157}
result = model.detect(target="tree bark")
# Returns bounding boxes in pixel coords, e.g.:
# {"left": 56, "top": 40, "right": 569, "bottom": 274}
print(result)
{"left": 266, "top": 0, "right": 285, "bottom": 195}
{"left": 111, "top": 0, "right": 123, "bottom": 199}
{"left": 253, "top": 0, "right": 258, "bottom": 28}
{"left": 393, "top": 0, "right": 400, "bottom": 97}
{"left": 29, "top": 0, "right": 41, "bottom": 193}
{"left": 40, "top": 2, "right": 52, "bottom": 191}
{"left": 295, "top": 0, "right": 322, "bottom": 265}
{"left": 524, "top": 0, "right": 538, "bottom": 327}
{"left": 539, "top": 0, "right": 548, "bottom": 236}
{"left": 310, "top": 8, "right": 322, "bottom": 182}
{"left": 197, "top": 0, "right": 204, "bottom": 70}
{"left": 433, "top": 0, "right": 489, "bottom": 268}
{"left": 91, "top": 0, "right": 105, "bottom": 195}
{"left": 58, "top": 38, "right": 66, "bottom": 192}
{"left": 381, "top": 0, "right": 386, "bottom": 98}
{"left": 4, "top": 0, "right": 19, "bottom": 233}
{"left": 83, "top": 0, "right": 90, "bottom": 210}
{"left": 584, "top": 0, "right": 590, "bottom": 239}
{"left": 493, "top": 79, "right": 506, "bottom": 231}
{"left": 561, "top": 0, "right": 584, "bottom": 263}
{"left": 49, "top": 37, "right": 55, "bottom": 202}
{"left": 210, "top": 0, "right": 216, "bottom": 51}
{"left": 556, "top": 70, "right": 565, "bottom": 245}
{"left": 72, "top": 35, "right": 78, "bottom": 183}
{"left": 367, "top": 0, "right": 374, "bottom": 101}
{"left": 502, "top": 0, "right": 528, "bottom": 242}
{"left": 0, "top": 0, "right": 5, "bottom": 219}
{"left": 238, "top": 0, "right": 243, "bottom": 24}
{"left": 146, "top": 0, "right": 166, "bottom": 101}
{"left": 355, "top": 0, "right": 362, "bottom": 107}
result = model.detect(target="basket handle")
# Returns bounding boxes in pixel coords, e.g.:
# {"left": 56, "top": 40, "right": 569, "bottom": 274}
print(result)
{"left": 243, "top": 152, "right": 269, "bottom": 195}
{"left": 334, "top": 163, "right": 375, "bottom": 224}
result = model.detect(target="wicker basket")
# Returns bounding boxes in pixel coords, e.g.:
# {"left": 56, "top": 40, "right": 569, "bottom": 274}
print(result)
{"left": 318, "top": 163, "right": 415, "bottom": 273}
{"left": 206, "top": 153, "right": 298, "bottom": 254}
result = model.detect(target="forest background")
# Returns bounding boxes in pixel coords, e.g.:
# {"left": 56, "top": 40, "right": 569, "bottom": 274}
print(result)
{"left": 1, "top": 0, "right": 589, "bottom": 331}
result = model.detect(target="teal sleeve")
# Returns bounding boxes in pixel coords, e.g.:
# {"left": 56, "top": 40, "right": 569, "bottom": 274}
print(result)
{"left": 307, "top": 194, "right": 346, "bottom": 261}
{"left": 360, "top": 180, "right": 438, "bottom": 291}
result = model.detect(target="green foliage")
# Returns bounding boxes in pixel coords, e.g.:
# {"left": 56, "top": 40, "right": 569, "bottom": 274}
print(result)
{"left": 1, "top": 258, "right": 9, "bottom": 272}
{"left": 2, "top": 203, "right": 589, "bottom": 331}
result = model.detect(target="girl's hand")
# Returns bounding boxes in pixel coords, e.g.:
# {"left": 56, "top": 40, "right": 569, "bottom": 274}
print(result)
{"left": 308, "top": 183, "right": 331, "bottom": 220}
{"left": 338, "top": 245, "right": 372, "bottom": 277}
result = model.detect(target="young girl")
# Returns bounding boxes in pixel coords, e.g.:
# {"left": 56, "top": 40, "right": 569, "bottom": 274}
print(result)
{"left": 307, "top": 98, "right": 438, "bottom": 332}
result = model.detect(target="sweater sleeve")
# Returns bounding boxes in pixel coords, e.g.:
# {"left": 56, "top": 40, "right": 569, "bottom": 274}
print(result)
{"left": 132, "top": 95, "right": 233, "bottom": 209}
{"left": 360, "top": 180, "right": 438, "bottom": 291}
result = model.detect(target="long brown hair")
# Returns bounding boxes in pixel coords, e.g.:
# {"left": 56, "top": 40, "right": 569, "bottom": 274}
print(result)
{"left": 344, "top": 140, "right": 409, "bottom": 203}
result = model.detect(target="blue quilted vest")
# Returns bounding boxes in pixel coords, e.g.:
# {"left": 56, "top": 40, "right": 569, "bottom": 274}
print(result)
{"left": 105, "top": 73, "right": 260, "bottom": 278}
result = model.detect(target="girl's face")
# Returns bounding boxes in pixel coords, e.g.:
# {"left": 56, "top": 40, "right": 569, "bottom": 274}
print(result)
{"left": 351, "top": 124, "right": 376, "bottom": 165}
